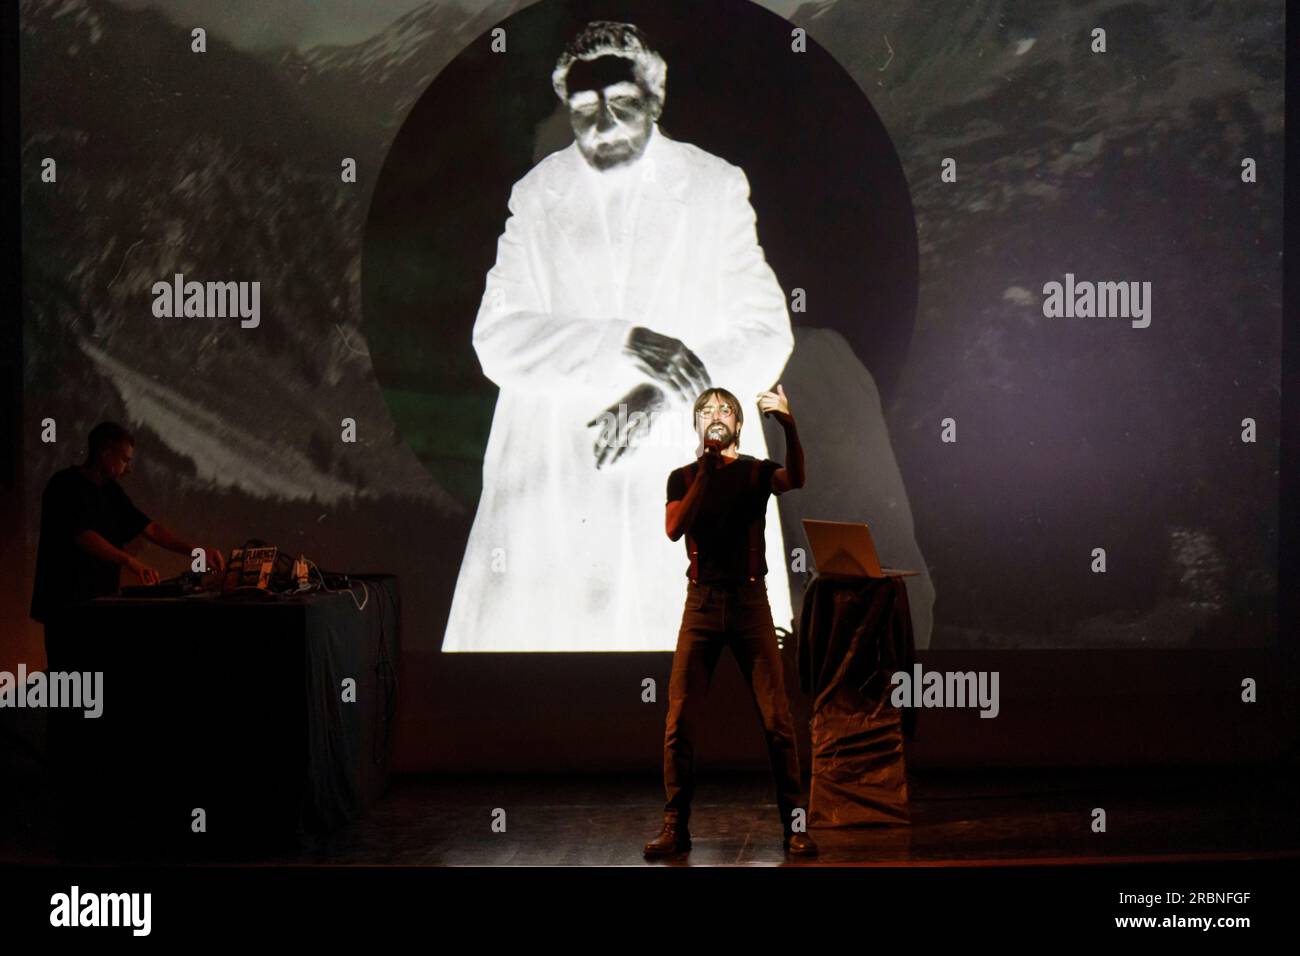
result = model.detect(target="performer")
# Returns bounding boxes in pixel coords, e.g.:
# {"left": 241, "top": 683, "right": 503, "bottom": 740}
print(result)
{"left": 31, "top": 421, "right": 225, "bottom": 652}
{"left": 645, "top": 385, "right": 818, "bottom": 857}
{"left": 442, "top": 20, "right": 795, "bottom": 651}
{"left": 31, "top": 421, "right": 226, "bottom": 827}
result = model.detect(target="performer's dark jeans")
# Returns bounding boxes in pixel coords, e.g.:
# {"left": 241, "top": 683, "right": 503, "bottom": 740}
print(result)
{"left": 662, "top": 577, "right": 805, "bottom": 833}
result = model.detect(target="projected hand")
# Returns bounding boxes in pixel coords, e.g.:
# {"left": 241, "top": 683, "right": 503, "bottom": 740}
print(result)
{"left": 623, "top": 327, "right": 710, "bottom": 404}
{"left": 585, "top": 382, "right": 665, "bottom": 470}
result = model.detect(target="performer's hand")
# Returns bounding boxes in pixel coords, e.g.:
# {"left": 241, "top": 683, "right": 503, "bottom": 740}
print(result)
{"left": 585, "top": 382, "right": 665, "bottom": 470}
{"left": 624, "top": 327, "right": 710, "bottom": 404}
{"left": 206, "top": 547, "right": 226, "bottom": 574}
{"left": 756, "top": 383, "right": 792, "bottom": 421}
{"left": 127, "top": 558, "right": 160, "bottom": 585}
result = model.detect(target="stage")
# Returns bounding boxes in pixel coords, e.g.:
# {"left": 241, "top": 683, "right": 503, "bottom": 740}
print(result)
{"left": 4, "top": 758, "right": 1297, "bottom": 867}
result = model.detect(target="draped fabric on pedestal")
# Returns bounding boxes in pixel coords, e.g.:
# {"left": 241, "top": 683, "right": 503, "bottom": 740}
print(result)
{"left": 797, "top": 573, "right": 916, "bottom": 826}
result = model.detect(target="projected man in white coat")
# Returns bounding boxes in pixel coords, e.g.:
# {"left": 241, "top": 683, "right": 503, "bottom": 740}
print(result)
{"left": 442, "top": 21, "right": 794, "bottom": 651}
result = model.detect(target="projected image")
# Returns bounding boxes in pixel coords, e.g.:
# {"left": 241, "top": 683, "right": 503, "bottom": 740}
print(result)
{"left": 362, "top": 0, "right": 925, "bottom": 651}
{"left": 17, "top": 0, "right": 1280, "bottom": 656}
{"left": 445, "top": 22, "right": 796, "bottom": 651}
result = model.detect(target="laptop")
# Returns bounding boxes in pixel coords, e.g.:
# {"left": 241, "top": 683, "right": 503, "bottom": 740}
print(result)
{"left": 801, "top": 519, "right": 920, "bottom": 578}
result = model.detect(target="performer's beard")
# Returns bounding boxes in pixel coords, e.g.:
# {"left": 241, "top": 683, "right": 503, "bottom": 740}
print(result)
{"left": 703, "top": 423, "right": 734, "bottom": 448}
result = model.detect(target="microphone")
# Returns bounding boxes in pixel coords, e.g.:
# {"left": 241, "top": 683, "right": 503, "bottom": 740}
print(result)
{"left": 702, "top": 424, "right": 726, "bottom": 464}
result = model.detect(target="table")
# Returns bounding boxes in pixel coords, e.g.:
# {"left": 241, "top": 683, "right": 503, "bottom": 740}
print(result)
{"left": 43, "top": 574, "right": 399, "bottom": 855}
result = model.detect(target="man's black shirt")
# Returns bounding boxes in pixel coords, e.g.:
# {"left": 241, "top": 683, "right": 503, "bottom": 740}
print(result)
{"left": 30, "top": 466, "right": 151, "bottom": 624}
{"left": 666, "top": 453, "right": 781, "bottom": 585}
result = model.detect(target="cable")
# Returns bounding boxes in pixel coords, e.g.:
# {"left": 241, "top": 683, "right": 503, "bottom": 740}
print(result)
{"left": 305, "top": 558, "right": 368, "bottom": 611}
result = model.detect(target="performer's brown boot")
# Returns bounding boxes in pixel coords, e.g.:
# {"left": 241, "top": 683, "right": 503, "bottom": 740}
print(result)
{"left": 783, "top": 831, "right": 819, "bottom": 857}
{"left": 643, "top": 815, "right": 691, "bottom": 857}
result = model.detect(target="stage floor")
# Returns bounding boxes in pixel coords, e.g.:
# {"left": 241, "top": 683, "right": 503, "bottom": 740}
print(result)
{"left": 4, "top": 757, "right": 1298, "bottom": 866}
{"left": 293, "top": 767, "right": 1300, "bottom": 866}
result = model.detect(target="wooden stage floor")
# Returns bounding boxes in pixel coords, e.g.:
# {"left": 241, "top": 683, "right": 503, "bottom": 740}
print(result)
{"left": 5, "top": 763, "right": 1298, "bottom": 866}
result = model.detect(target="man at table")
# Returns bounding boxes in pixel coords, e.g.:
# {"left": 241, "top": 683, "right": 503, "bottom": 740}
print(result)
{"left": 30, "top": 421, "right": 225, "bottom": 658}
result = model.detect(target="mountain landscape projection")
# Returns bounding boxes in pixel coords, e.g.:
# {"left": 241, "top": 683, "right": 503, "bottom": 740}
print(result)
{"left": 19, "top": 0, "right": 1282, "bottom": 649}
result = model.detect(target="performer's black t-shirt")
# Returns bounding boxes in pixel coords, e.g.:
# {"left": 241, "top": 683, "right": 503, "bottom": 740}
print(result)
{"left": 666, "top": 453, "right": 781, "bottom": 585}
{"left": 30, "top": 466, "right": 151, "bottom": 624}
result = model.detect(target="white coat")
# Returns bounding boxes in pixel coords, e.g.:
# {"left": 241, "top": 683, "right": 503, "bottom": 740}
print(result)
{"left": 442, "top": 126, "right": 795, "bottom": 651}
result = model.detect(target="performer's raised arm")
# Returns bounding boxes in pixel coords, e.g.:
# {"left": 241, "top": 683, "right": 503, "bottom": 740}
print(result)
{"left": 769, "top": 413, "right": 805, "bottom": 494}
{"left": 757, "top": 384, "right": 804, "bottom": 494}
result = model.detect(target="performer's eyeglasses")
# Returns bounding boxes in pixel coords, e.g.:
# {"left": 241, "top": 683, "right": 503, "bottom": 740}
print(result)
{"left": 697, "top": 405, "right": 735, "bottom": 419}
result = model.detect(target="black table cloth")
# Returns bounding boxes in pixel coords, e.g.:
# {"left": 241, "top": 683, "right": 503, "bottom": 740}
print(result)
{"left": 44, "top": 574, "right": 399, "bottom": 855}
{"left": 797, "top": 573, "right": 915, "bottom": 826}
